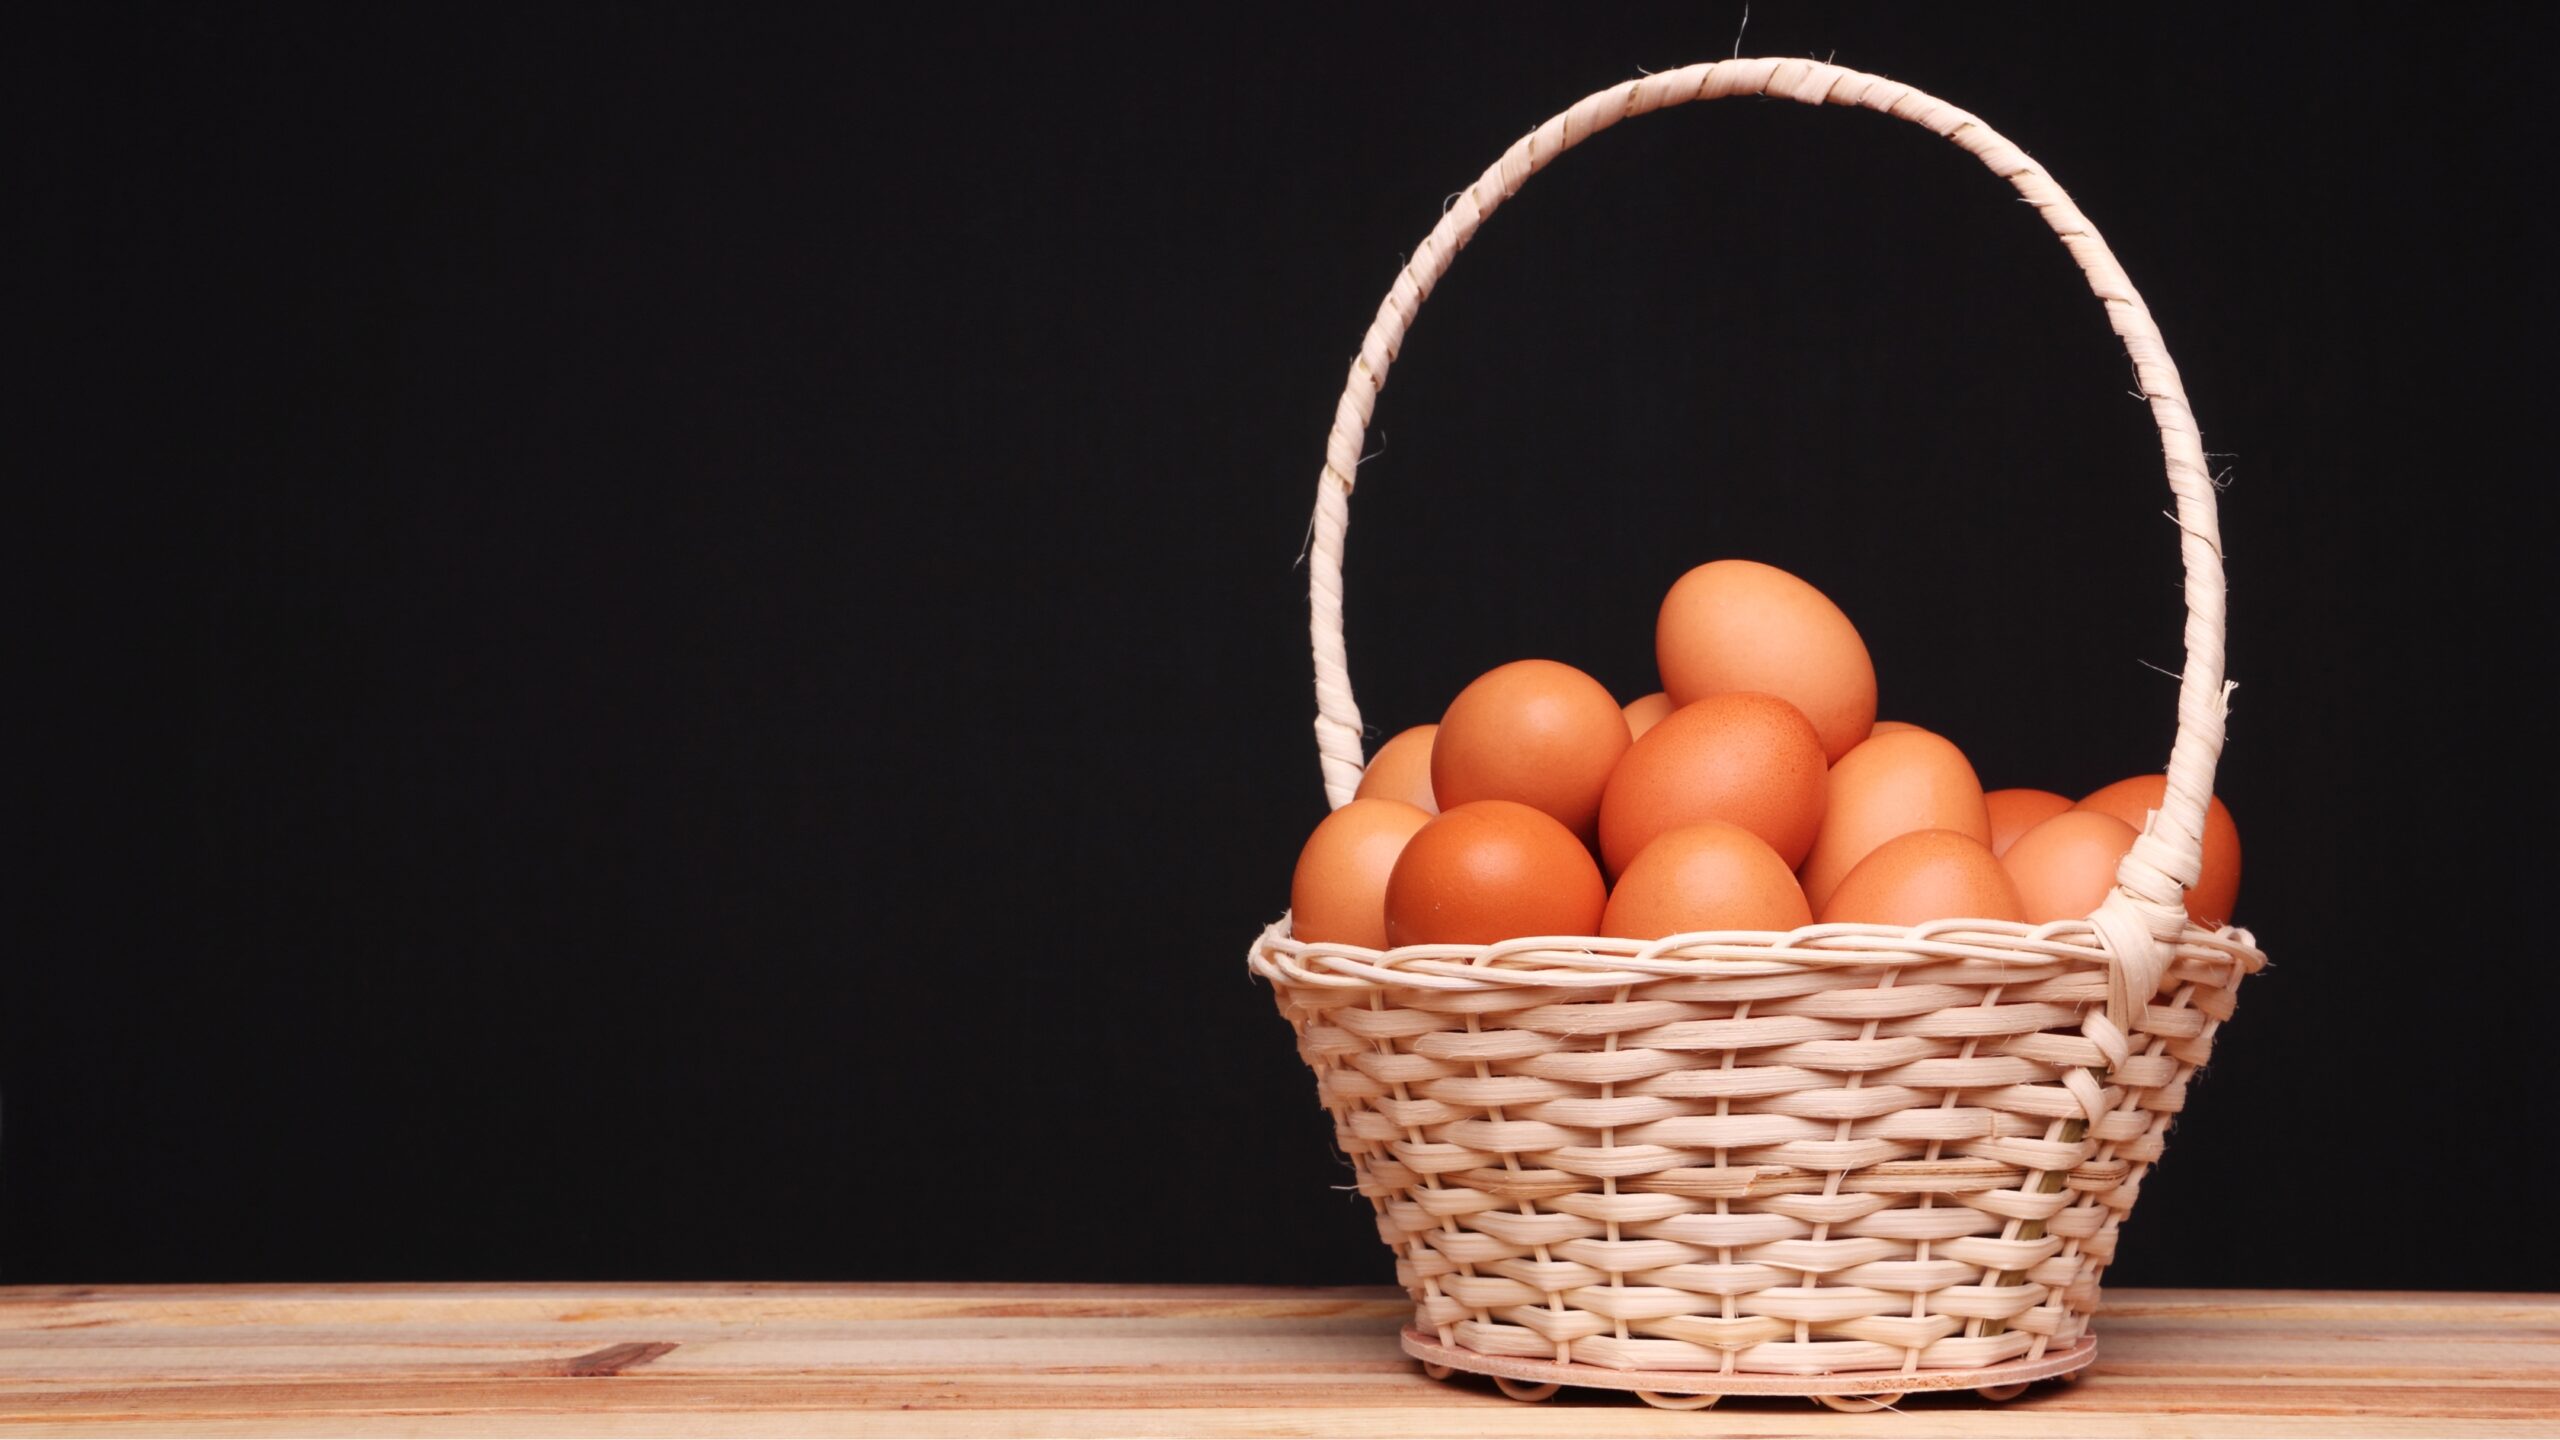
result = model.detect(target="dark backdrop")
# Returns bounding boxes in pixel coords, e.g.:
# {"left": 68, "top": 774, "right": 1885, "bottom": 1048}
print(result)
{"left": 11, "top": 3, "right": 2555, "bottom": 1289}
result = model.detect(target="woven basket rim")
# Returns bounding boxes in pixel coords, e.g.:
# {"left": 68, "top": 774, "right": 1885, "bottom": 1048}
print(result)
{"left": 1250, "top": 916, "right": 2266, "bottom": 993}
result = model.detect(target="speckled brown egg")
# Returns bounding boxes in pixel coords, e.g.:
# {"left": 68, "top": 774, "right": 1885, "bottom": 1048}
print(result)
{"left": 1985, "top": 787, "right": 2075, "bottom": 858}
{"left": 1432, "top": 660, "right": 1630, "bottom": 842}
{"left": 1597, "top": 692, "right": 1828, "bottom": 877}
{"left": 2077, "top": 774, "right": 2243, "bottom": 927}
{"left": 1289, "top": 797, "right": 1433, "bottom": 949}
{"left": 1385, "top": 800, "right": 1607, "bottom": 946}
{"left": 1798, "top": 729, "right": 1992, "bottom": 914}
{"left": 2000, "top": 809, "right": 2139, "bottom": 923}
{"left": 1353, "top": 724, "right": 1439, "bottom": 814}
{"left": 1621, "top": 691, "right": 1675, "bottom": 741}
{"left": 1602, "top": 822, "right": 1811, "bottom": 939}
{"left": 1656, "top": 560, "right": 1877, "bottom": 763}
{"left": 1819, "top": 829, "right": 2024, "bottom": 927}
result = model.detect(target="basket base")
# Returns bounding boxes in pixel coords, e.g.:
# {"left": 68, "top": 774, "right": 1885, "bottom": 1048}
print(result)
{"left": 1401, "top": 1328, "right": 2095, "bottom": 1405}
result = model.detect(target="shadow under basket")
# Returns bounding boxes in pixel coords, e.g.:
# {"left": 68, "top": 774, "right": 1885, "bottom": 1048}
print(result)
{"left": 1253, "top": 56, "right": 2270, "bottom": 1410}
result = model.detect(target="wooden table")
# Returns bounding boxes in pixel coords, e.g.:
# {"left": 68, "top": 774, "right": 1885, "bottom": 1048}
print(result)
{"left": 2, "top": 1285, "right": 2552, "bottom": 1436}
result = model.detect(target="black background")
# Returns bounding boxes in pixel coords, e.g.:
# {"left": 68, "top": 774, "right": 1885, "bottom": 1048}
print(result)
{"left": 11, "top": 3, "right": 2555, "bottom": 1289}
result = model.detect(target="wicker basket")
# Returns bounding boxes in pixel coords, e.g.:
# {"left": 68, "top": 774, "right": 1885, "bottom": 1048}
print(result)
{"left": 1248, "top": 57, "right": 2265, "bottom": 1411}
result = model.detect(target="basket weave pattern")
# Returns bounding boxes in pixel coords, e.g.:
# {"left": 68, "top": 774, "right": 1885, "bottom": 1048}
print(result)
{"left": 1256, "top": 924, "right": 2258, "bottom": 1376}
{"left": 1251, "top": 57, "right": 2267, "bottom": 1393}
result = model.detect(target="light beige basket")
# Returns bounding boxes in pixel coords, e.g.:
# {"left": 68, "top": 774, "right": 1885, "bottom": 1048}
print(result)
{"left": 1249, "top": 57, "right": 2266, "bottom": 1411}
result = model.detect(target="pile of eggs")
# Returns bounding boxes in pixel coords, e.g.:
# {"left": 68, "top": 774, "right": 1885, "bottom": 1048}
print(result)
{"left": 1291, "top": 560, "right": 2242, "bottom": 949}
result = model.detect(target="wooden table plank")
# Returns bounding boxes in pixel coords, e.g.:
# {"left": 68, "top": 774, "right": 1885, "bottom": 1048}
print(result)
{"left": 2, "top": 1285, "right": 2553, "bottom": 1437}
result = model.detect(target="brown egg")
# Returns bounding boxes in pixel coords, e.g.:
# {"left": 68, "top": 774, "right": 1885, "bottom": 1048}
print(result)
{"left": 1353, "top": 724, "right": 1439, "bottom": 814}
{"left": 1385, "top": 800, "right": 1607, "bottom": 946}
{"left": 1432, "top": 660, "right": 1630, "bottom": 842}
{"left": 1985, "top": 787, "right": 2075, "bottom": 858}
{"left": 2077, "top": 775, "right": 2244, "bottom": 926}
{"left": 1820, "top": 829, "right": 2024, "bottom": 926}
{"left": 1289, "top": 798, "right": 1433, "bottom": 949}
{"left": 1622, "top": 691, "right": 1675, "bottom": 741}
{"left": 1603, "top": 822, "right": 1811, "bottom": 939}
{"left": 1597, "top": 693, "right": 1828, "bottom": 876}
{"left": 1869, "top": 720, "right": 1927, "bottom": 738}
{"left": 1656, "top": 560, "right": 1877, "bottom": 763}
{"left": 2001, "top": 810, "right": 2139, "bottom": 923}
{"left": 1798, "top": 730, "right": 1992, "bottom": 913}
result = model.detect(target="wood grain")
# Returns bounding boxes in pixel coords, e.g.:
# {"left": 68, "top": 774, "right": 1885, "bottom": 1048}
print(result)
{"left": 1, "top": 1285, "right": 2552, "bottom": 1436}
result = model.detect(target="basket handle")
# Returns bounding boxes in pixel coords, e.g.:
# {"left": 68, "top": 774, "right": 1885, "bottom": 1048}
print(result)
{"left": 1304, "top": 57, "right": 2232, "bottom": 969}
